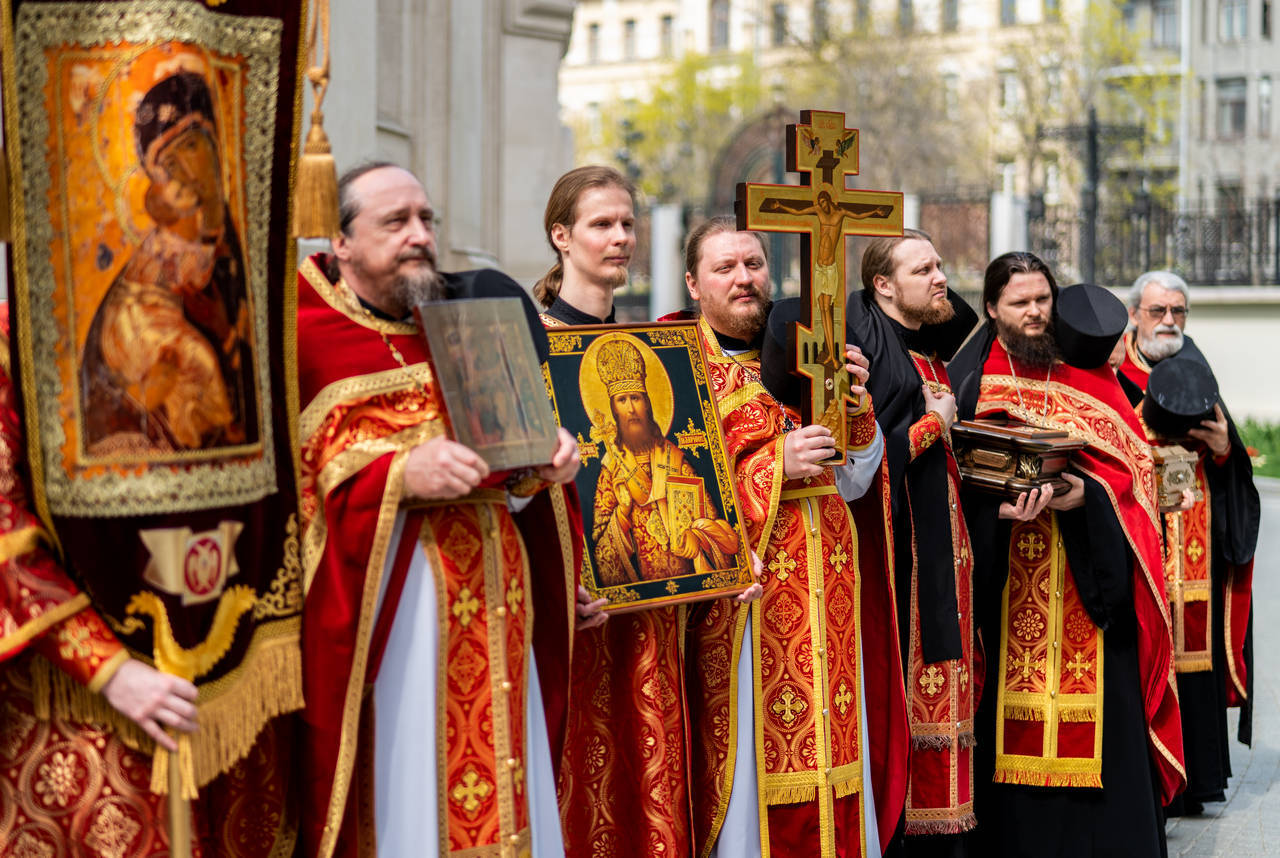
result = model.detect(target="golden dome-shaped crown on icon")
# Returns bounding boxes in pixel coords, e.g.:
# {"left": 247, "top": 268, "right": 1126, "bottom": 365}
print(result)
{"left": 597, "top": 338, "right": 647, "bottom": 397}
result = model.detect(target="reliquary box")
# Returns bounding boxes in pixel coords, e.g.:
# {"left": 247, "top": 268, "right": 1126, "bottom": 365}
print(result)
{"left": 1151, "top": 444, "right": 1203, "bottom": 512}
{"left": 950, "top": 419, "right": 1085, "bottom": 498}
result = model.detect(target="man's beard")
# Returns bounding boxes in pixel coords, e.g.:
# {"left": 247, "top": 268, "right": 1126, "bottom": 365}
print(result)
{"left": 897, "top": 291, "right": 955, "bottom": 327}
{"left": 385, "top": 245, "right": 445, "bottom": 309}
{"left": 1138, "top": 324, "right": 1184, "bottom": 361}
{"left": 618, "top": 415, "right": 662, "bottom": 453}
{"left": 997, "top": 318, "right": 1059, "bottom": 369}
{"left": 711, "top": 291, "right": 769, "bottom": 341}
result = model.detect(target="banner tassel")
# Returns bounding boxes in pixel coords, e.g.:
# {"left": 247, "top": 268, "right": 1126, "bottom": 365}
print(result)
{"left": 293, "top": 0, "right": 338, "bottom": 238}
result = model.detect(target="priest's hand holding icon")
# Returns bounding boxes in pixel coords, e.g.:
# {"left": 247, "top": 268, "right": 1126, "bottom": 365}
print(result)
{"left": 403, "top": 436, "right": 490, "bottom": 500}
{"left": 537, "top": 427, "right": 582, "bottom": 485}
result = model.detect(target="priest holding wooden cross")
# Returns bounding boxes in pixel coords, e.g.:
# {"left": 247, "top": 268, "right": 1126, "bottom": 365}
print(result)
{"left": 681, "top": 110, "right": 911, "bottom": 858}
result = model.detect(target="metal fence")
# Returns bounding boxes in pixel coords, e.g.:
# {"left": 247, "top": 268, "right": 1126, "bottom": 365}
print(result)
{"left": 1030, "top": 198, "right": 1280, "bottom": 286}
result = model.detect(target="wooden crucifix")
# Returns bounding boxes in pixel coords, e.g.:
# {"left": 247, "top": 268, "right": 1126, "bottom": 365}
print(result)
{"left": 737, "top": 109, "right": 903, "bottom": 463}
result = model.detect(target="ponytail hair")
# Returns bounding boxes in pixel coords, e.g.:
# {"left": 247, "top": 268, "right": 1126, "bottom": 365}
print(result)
{"left": 534, "top": 165, "right": 636, "bottom": 308}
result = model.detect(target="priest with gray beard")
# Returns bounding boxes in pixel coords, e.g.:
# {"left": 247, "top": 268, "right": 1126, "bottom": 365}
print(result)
{"left": 1117, "top": 269, "right": 1260, "bottom": 818}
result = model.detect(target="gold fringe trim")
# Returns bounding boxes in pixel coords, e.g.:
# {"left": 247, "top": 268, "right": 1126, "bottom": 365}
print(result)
{"left": 904, "top": 813, "right": 977, "bottom": 836}
{"left": 832, "top": 774, "right": 863, "bottom": 799}
{"left": 32, "top": 632, "right": 303, "bottom": 795}
{"left": 1058, "top": 707, "right": 1098, "bottom": 723}
{"left": 910, "top": 730, "right": 978, "bottom": 751}
{"left": 993, "top": 768, "right": 1102, "bottom": 789}
{"left": 766, "top": 784, "right": 817, "bottom": 806}
{"left": 764, "top": 770, "right": 862, "bottom": 806}
{"left": 1175, "top": 655, "right": 1213, "bottom": 674}
{"left": 1003, "top": 704, "right": 1044, "bottom": 722}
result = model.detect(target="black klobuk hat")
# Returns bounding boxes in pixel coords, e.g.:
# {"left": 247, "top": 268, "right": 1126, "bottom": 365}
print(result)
{"left": 1054, "top": 283, "right": 1128, "bottom": 369}
{"left": 1143, "top": 357, "right": 1219, "bottom": 439}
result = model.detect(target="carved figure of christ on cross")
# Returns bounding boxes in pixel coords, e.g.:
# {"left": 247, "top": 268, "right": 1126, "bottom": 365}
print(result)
{"left": 737, "top": 109, "right": 903, "bottom": 462}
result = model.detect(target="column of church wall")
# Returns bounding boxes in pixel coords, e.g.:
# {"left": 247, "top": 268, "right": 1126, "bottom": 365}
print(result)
{"left": 499, "top": 30, "right": 577, "bottom": 285}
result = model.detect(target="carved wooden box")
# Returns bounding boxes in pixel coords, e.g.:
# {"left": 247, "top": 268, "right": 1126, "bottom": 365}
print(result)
{"left": 951, "top": 419, "right": 1085, "bottom": 498}
{"left": 1152, "top": 444, "right": 1203, "bottom": 512}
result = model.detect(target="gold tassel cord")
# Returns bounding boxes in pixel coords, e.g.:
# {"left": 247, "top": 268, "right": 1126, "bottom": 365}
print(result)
{"left": 293, "top": 0, "right": 339, "bottom": 238}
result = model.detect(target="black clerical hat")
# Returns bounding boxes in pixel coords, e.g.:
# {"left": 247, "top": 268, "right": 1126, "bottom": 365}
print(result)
{"left": 759, "top": 297, "right": 806, "bottom": 410}
{"left": 1143, "top": 357, "right": 1219, "bottom": 438}
{"left": 1054, "top": 283, "right": 1128, "bottom": 369}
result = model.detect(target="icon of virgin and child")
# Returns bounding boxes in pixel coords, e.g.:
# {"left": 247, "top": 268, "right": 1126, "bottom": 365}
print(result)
{"left": 584, "top": 335, "right": 740, "bottom": 587}
{"left": 80, "top": 68, "right": 258, "bottom": 457}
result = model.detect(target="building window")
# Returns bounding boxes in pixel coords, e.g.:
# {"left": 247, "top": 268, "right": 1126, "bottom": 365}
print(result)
{"left": 1044, "top": 0, "right": 1061, "bottom": 20}
{"left": 1121, "top": 2, "right": 1136, "bottom": 30}
{"left": 1045, "top": 66, "right": 1062, "bottom": 110}
{"left": 943, "top": 73, "right": 960, "bottom": 118}
{"left": 711, "top": 0, "right": 730, "bottom": 50}
{"left": 1202, "top": 0, "right": 1210, "bottom": 42}
{"left": 943, "top": 0, "right": 959, "bottom": 30}
{"left": 587, "top": 22, "right": 600, "bottom": 63}
{"left": 1261, "top": 76, "right": 1273, "bottom": 138}
{"left": 999, "top": 70, "right": 1019, "bottom": 113}
{"left": 1153, "top": 0, "right": 1179, "bottom": 46}
{"left": 1199, "top": 78, "right": 1208, "bottom": 139}
{"left": 857, "top": 0, "right": 871, "bottom": 29}
{"left": 1220, "top": 0, "right": 1247, "bottom": 40}
{"left": 623, "top": 19, "right": 637, "bottom": 60}
{"left": 998, "top": 161, "right": 1016, "bottom": 194}
{"left": 1001, "top": 0, "right": 1017, "bottom": 26}
{"left": 1045, "top": 160, "right": 1061, "bottom": 204}
{"left": 1264, "top": 0, "right": 1273, "bottom": 38}
{"left": 1217, "top": 77, "right": 1247, "bottom": 138}
{"left": 661, "top": 15, "right": 675, "bottom": 56}
{"left": 900, "top": 0, "right": 915, "bottom": 32}
{"left": 812, "top": 0, "right": 831, "bottom": 42}
{"left": 772, "top": 3, "right": 788, "bottom": 45}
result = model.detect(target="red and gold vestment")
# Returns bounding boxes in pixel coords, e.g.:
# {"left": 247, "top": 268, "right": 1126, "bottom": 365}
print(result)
{"left": 1119, "top": 332, "right": 1251, "bottom": 686}
{"left": 1119, "top": 330, "right": 1259, "bottom": 802}
{"left": 297, "top": 257, "right": 575, "bottom": 858}
{"left": 976, "top": 338, "right": 1184, "bottom": 801}
{"left": 685, "top": 317, "right": 907, "bottom": 858}
{"left": 898, "top": 350, "right": 977, "bottom": 835}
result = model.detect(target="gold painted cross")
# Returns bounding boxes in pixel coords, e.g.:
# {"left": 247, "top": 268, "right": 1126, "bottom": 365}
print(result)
{"left": 451, "top": 770, "right": 494, "bottom": 813}
{"left": 919, "top": 665, "right": 946, "bottom": 696}
{"left": 771, "top": 687, "right": 808, "bottom": 726}
{"left": 1066, "top": 651, "right": 1093, "bottom": 680}
{"left": 737, "top": 110, "right": 902, "bottom": 462}
{"left": 452, "top": 587, "right": 480, "bottom": 627}
{"left": 1012, "top": 650, "right": 1039, "bottom": 681}
{"left": 834, "top": 682, "right": 854, "bottom": 716}
{"left": 1017, "top": 532, "right": 1046, "bottom": 560}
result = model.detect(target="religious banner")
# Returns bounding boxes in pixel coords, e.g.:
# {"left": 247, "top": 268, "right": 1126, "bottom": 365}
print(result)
{"left": 738, "top": 109, "right": 903, "bottom": 463}
{"left": 417, "top": 297, "right": 559, "bottom": 471}
{"left": 545, "top": 322, "right": 753, "bottom": 611}
{"left": 1, "top": 0, "right": 306, "bottom": 799}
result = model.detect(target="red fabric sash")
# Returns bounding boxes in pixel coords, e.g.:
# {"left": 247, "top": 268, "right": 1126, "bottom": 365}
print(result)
{"left": 979, "top": 339, "right": 1185, "bottom": 803}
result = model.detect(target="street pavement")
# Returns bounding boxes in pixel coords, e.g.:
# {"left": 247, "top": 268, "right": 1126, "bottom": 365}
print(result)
{"left": 1165, "top": 477, "right": 1280, "bottom": 857}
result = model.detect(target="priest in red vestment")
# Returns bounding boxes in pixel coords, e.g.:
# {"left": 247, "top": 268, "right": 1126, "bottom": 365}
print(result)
{"left": 1118, "top": 269, "right": 1259, "bottom": 815}
{"left": 679, "top": 216, "right": 909, "bottom": 858}
{"left": 950, "top": 253, "right": 1185, "bottom": 857}
{"left": 535, "top": 166, "right": 762, "bottom": 858}
{"left": 296, "top": 163, "right": 581, "bottom": 858}
{"left": 850, "top": 230, "right": 982, "bottom": 857}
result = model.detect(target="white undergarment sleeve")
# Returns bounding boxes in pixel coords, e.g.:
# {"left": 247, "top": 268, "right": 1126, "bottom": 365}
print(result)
{"left": 834, "top": 423, "right": 885, "bottom": 501}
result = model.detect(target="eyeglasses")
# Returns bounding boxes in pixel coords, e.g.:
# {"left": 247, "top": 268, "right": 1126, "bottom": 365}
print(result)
{"left": 1138, "top": 305, "right": 1189, "bottom": 321}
